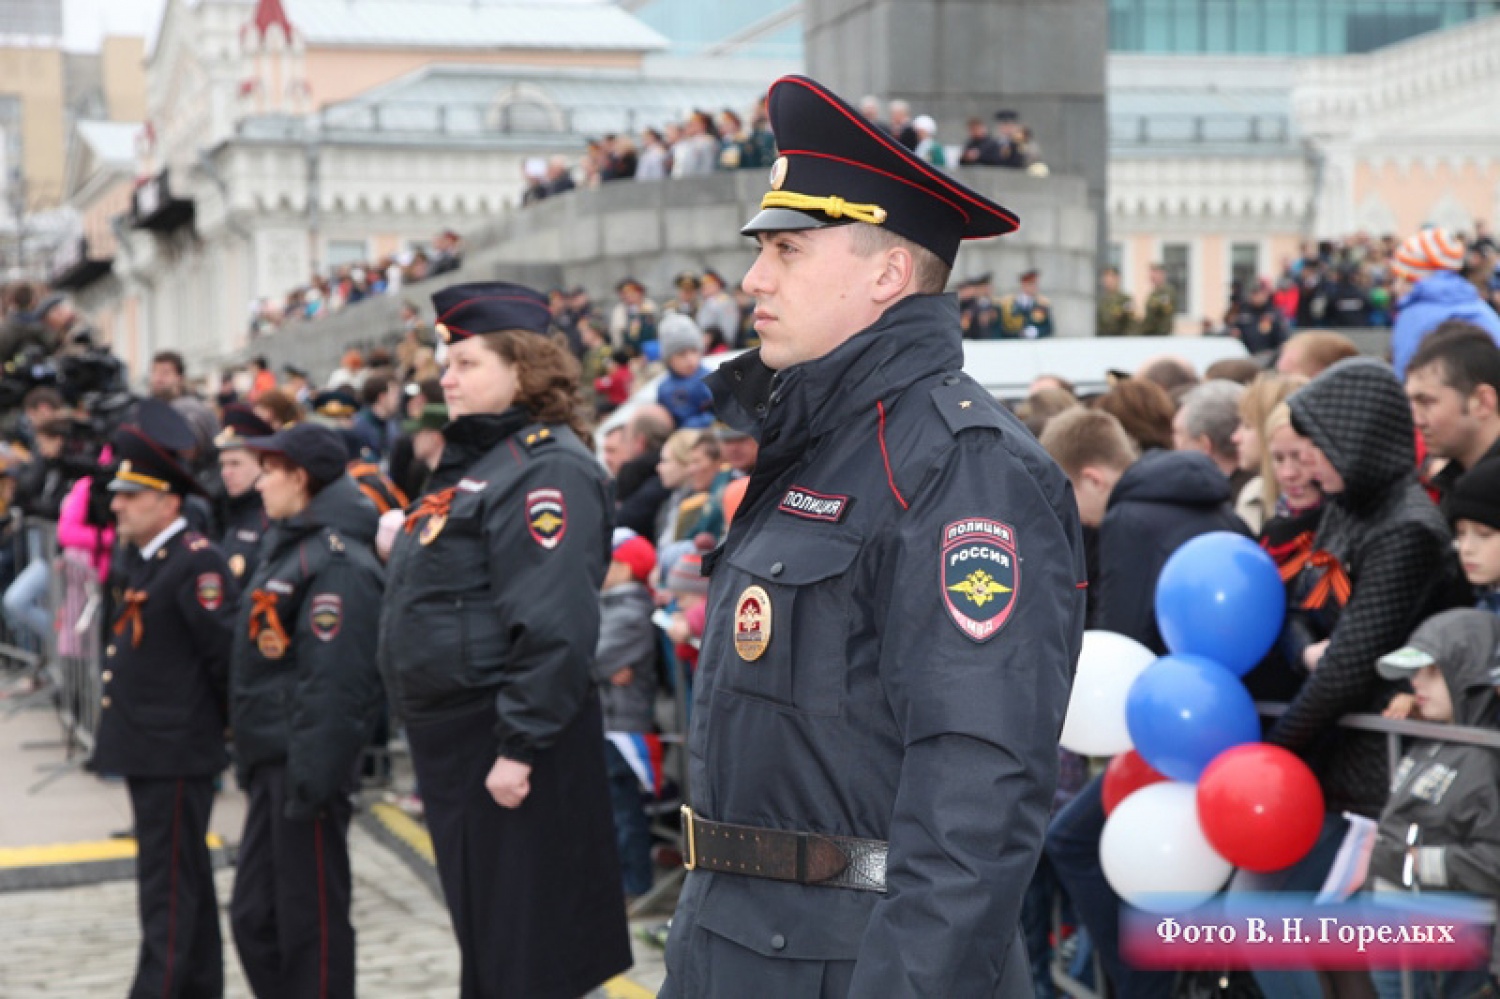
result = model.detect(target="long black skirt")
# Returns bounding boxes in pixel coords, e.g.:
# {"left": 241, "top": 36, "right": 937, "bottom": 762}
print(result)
{"left": 408, "top": 697, "right": 632, "bottom": 999}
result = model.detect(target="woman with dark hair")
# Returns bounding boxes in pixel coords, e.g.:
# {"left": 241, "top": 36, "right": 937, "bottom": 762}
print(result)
{"left": 1093, "top": 376, "right": 1175, "bottom": 452}
{"left": 379, "top": 282, "right": 630, "bottom": 999}
{"left": 228, "top": 423, "right": 385, "bottom": 997}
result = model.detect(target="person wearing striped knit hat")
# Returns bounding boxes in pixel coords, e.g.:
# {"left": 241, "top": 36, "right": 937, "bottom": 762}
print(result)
{"left": 1391, "top": 227, "right": 1500, "bottom": 378}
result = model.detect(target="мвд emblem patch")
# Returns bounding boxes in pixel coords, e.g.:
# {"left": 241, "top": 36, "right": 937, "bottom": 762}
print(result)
{"left": 196, "top": 573, "right": 223, "bottom": 611}
{"left": 940, "top": 519, "right": 1018, "bottom": 643}
{"left": 526, "top": 488, "right": 567, "bottom": 549}
{"left": 310, "top": 594, "right": 343, "bottom": 642}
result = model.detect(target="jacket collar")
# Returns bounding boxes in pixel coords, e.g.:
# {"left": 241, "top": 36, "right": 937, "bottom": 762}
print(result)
{"left": 707, "top": 294, "right": 963, "bottom": 446}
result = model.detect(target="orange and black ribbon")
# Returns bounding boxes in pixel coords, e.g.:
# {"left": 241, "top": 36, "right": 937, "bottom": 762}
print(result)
{"left": 1301, "top": 551, "right": 1352, "bottom": 610}
{"left": 404, "top": 486, "right": 456, "bottom": 535}
{"left": 114, "top": 589, "right": 148, "bottom": 648}
{"left": 248, "top": 589, "right": 289, "bottom": 646}
{"left": 1271, "top": 533, "right": 1315, "bottom": 583}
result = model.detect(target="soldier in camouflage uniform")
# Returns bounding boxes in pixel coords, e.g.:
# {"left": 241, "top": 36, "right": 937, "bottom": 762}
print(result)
{"left": 1139, "top": 263, "right": 1177, "bottom": 336}
{"left": 1096, "top": 266, "right": 1136, "bottom": 336}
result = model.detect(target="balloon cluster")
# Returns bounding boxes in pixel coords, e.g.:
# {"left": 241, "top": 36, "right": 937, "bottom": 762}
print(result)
{"left": 1061, "top": 532, "right": 1325, "bottom": 914}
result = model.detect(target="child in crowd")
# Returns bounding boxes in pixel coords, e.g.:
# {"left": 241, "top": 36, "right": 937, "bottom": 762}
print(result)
{"left": 593, "top": 349, "right": 634, "bottom": 413}
{"left": 1445, "top": 455, "right": 1500, "bottom": 616}
{"left": 662, "top": 549, "right": 709, "bottom": 674}
{"left": 1367, "top": 609, "right": 1500, "bottom": 999}
{"left": 594, "top": 530, "right": 661, "bottom": 901}
{"left": 655, "top": 314, "right": 714, "bottom": 429}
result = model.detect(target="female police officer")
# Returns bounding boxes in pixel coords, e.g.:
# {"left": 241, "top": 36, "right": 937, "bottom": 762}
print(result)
{"left": 227, "top": 422, "right": 385, "bottom": 998}
{"left": 379, "top": 282, "right": 631, "bottom": 999}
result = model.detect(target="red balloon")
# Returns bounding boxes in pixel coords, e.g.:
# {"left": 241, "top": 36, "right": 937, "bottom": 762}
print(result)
{"left": 1102, "top": 750, "right": 1168, "bottom": 816}
{"left": 1196, "top": 744, "right": 1325, "bottom": 873}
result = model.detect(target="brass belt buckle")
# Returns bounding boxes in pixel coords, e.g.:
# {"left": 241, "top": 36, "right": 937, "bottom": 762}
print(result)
{"left": 681, "top": 805, "right": 697, "bottom": 870}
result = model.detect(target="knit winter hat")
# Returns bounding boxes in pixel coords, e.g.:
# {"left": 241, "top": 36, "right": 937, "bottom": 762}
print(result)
{"left": 1444, "top": 454, "right": 1500, "bottom": 532}
{"left": 1392, "top": 228, "right": 1465, "bottom": 283}
{"left": 658, "top": 313, "right": 704, "bottom": 359}
{"left": 666, "top": 551, "right": 710, "bottom": 596}
{"left": 611, "top": 533, "right": 657, "bottom": 584}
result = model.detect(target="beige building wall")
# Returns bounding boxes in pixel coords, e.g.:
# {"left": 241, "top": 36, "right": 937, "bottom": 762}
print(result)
{"left": 101, "top": 36, "right": 147, "bottom": 122}
{"left": 303, "top": 47, "right": 643, "bottom": 108}
{"left": 1354, "top": 159, "right": 1500, "bottom": 237}
{"left": 0, "top": 44, "right": 67, "bottom": 209}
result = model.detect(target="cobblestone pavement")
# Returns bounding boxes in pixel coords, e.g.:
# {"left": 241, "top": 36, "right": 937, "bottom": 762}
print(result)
{"left": 0, "top": 819, "right": 668, "bottom": 997}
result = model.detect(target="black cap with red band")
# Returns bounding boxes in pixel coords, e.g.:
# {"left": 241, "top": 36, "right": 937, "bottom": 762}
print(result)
{"left": 430, "top": 281, "right": 551, "bottom": 344}
{"left": 741, "top": 75, "right": 1020, "bottom": 268}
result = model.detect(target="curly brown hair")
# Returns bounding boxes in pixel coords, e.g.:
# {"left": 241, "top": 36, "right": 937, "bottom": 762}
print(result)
{"left": 477, "top": 331, "right": 593, "bottom": 445}
{"left": 1093, "top": 377, "right": 1176, "bottom": 453}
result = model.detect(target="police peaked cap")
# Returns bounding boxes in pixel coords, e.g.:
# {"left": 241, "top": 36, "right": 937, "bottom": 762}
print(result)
{"left": 243, "top": 423, "right": 349, "bottom": 489}
{"left": 109, "top": 401, "right": 204, "bottom": 496}
{"left": 741, "top": 75, "right": 1020, "bottom": 267}
{"left": 311, "top": 388, "right": 359, "bottom": 419}
{"left": 216, "top": 404, "right": 274, "bottom": 449}
{"left": 430, "top": 281, "right": 551, "bottom": 344}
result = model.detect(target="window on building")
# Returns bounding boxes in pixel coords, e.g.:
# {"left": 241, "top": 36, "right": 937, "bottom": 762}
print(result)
{"left": 326, "top": 240, "right": 368, "bottom": 269}
{"left": 1162, "top": 242, "right": 1191, "bottom": 315}
{"left": 1106, "top": 241, "right": 1124, "bottom": 274}
{"left": 1231, "top": 242, "right": 1260, "bottom": 298}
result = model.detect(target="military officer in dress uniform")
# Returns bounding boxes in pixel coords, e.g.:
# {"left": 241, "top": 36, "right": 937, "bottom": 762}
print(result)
{"left": 216, "top": 404, "right": 273, "bottom": 586}
{"left": 1139, "top": 263, "right": 1178, "bottom": 336}
{"left": 661, "top": 75, "right": 1086, "bottom": 998}
{"left": 1096, "top": 265, "right": 1137, "bottom": 336}
{"left": 92, "top": 403, "right": 238, "bottom": 999}
{"left": 998, "top": 269, "right": 1055, "bottom": 339}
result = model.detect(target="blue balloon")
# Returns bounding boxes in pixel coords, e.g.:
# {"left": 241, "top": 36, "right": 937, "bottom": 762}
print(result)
{"left": 1155, "top": 531, "right": 1286, "bottom": 676}
{"left": 642, "top": 341, "right": 662, "bottom": 362}
{"left": 1126, "top": 654, "right": 1261, "bottom": 783}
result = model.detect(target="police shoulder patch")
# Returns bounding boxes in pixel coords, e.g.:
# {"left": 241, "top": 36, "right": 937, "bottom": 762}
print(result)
{"left": 940, "top": 518, "right": 1019, "bottom": 643}
{"left": 310, "top": 594, "right": 342, "bottom": 642}
{"left": 196, "top": 573, "right": 224, "bottom": 611}
{"left": 526, "top": 488, "right": 567, "bottom": 549}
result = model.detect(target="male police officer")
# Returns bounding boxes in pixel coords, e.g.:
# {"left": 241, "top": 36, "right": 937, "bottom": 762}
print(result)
{"left": 216, "top": 404, "right": 274, "bottom": 585}
{"left": 92, "top": 401, "right": 238, "bottom": 998}
{"left": 662, "top": 75, "right": 1086, "bottom": 998}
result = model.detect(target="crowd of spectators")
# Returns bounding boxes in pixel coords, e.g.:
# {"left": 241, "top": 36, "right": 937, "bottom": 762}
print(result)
{"left": 5, "top": 208, "right": 1500, "bottom": 993}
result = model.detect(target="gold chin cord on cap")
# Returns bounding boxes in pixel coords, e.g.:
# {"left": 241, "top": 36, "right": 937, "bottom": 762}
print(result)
{"left": 760, "top": 191, "right": 888, "bottom": 225}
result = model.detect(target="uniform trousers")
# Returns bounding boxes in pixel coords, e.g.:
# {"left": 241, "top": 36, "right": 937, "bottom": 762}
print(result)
{"left": 126, "top": 775, "right": 223, "bottom": 999}
{"left": 229, "top": 763, "right": 354, "bottom": 999}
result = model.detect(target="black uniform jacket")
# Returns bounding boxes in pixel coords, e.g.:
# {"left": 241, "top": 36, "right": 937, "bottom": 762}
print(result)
{"left": 218, "top": 488, "right": 269, "bottom": 586}
{"left": 92, "top": 526, "right": 238, "bottom": 779}
{"left": 665, "top": 295, "right": 1087, "bottom": 996}
{"left": 230, "top": 476, "right": 386, "bottom": 821}
{"left": 378, "top": 408, "right": 613, "bottom": 762}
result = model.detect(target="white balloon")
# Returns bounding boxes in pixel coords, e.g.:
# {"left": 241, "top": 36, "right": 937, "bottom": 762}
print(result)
{"left": 1059, "top": 630, "right": 1157, "bottom": 755}
{"left": 1101, "top": 782, "right": 1233, "bottom": 914}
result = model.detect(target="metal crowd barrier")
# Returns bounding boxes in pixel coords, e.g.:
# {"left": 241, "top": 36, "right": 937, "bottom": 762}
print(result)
{"left": 1048, "top": 704, "right": 1500, "bottom": 999}
{"left": 0, "top": 516, "right": 107, "bottom": 792}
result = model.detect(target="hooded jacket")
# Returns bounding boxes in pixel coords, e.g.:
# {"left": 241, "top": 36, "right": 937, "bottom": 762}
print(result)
{"left": 593, "top": 581, "right": 658, "bottom": 732}
{"left": 230, "top": 475, "right": 385, "bottom": 820}
{"left": 1391, "top": 271, "right": 1500, "bottom": 378}
{"left": 1370, "top": 609, "right": 1500, "bottom": 899}
{"left": 1096, "top": 449, "right": 1249, "bottom": 654}
{"left": 1280, "top": 359, "right": 1468, "bottom": 813}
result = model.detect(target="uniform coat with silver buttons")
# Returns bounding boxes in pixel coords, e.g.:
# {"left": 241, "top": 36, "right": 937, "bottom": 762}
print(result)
{"left": 662, "top": 295, "right": 1086, "bottom": 998}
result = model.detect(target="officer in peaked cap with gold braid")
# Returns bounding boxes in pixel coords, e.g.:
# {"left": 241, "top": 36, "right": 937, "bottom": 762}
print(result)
{"left": 92, "top": 399, "right": 238, "bottom": 999}
{"left": 378, "top": 281, "right": 630, "bottom": 998}
{"left": 660, "top": 76, "right": 1085, "bottom": 998}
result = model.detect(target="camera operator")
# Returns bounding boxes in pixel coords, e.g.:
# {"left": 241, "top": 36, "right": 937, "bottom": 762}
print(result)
{"left": 0, "top": 284, "right": 55, "bottom": 367}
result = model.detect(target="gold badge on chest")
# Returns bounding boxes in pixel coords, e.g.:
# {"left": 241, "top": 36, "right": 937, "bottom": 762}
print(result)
{"left": 419, "top": 513, "right": 447, "bottom": 546}
{"left": 257, "top": 629, "right": 287, "bottom": 660}
{"left": 734, "top": 585, "right": 772, "bottom": 662}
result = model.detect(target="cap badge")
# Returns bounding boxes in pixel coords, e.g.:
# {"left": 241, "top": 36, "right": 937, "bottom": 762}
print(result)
{"left": 769, "top": 156, "right": 788, "bottom": 191}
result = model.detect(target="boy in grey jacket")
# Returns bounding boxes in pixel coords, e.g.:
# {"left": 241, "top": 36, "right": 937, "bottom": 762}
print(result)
{"left": 1369, "top": 608, "right": 1500, "bottom": 997}
{"left": 595, "top": 531, "right": 660, "bottom": 898}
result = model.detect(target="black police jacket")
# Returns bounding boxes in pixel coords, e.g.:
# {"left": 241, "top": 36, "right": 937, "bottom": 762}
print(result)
{"left": 378, "top": 408, "right": 612, "bottom": 763}
{"left": 230, "top": 476, "right": 385, "bottom": 820}
{"left": 92, "top": 526, "right": 238, "bottom": 779}
{"left": 217, "top": 488, "right": 269, "bottom": 586}
{"left": 664, "top": 295, "right": 1086, "bottom": 996}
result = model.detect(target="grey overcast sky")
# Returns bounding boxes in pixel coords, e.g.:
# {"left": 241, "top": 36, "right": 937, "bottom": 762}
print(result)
{"left": 62, "top": 0, "right": 168, "bottom": 52}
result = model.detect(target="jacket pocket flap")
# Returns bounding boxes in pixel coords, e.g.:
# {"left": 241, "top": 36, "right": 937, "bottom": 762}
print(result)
{"left": 726, "top": 530, "right": 860, "bottom": 586}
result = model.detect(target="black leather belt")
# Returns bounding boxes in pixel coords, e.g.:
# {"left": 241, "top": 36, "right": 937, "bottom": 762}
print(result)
{"left": 681, "top": 806, "right": 888, "bottom": 893}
